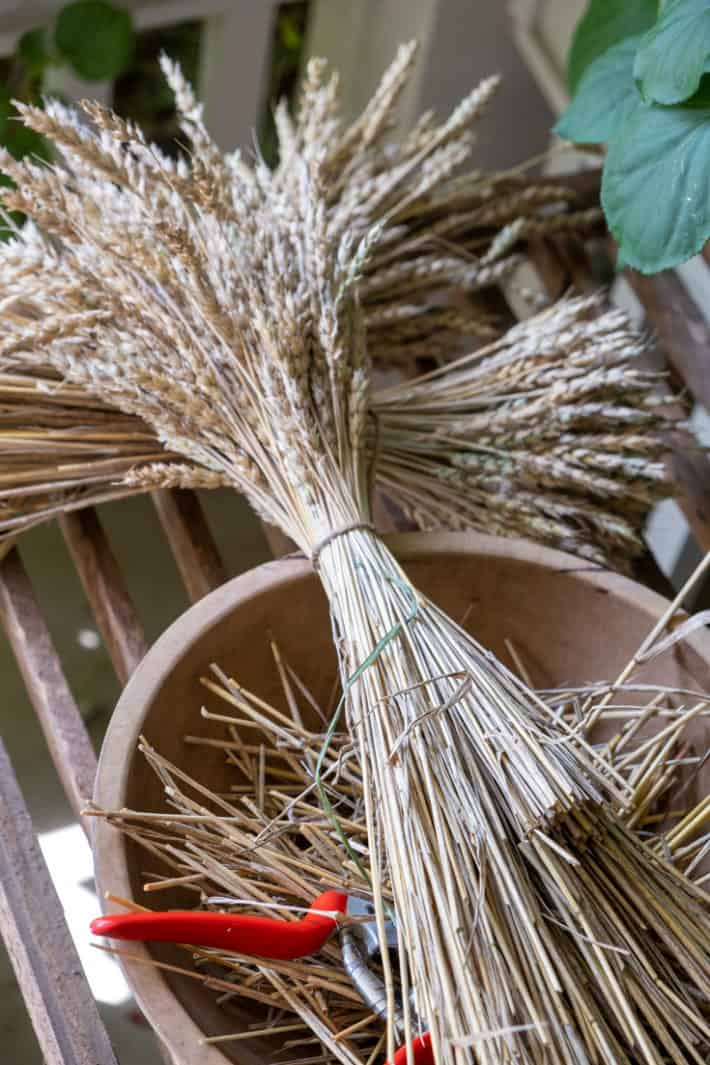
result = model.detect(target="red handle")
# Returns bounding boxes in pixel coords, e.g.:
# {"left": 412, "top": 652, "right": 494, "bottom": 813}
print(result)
{"left": 390, "top": 1032, "right": 434, "bottom": 1065}
{"left": 90, "top": 890, "right": 347, "bottom": 961}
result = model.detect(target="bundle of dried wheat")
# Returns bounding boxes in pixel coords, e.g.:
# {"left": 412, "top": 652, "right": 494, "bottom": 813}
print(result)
{"left": 374, "top": 295, "right": 677, "bottom": 570}
{"left": 0, "top": 48, "right": 706, "bottom": 1064}
{"left": 0, "top": 41, "right": 637, "bottom": 564}
{"left": 0, "top": 42, "right": 597, "bottom": 366}
{"left": 0, "top": 299, "right": 680, "bottom": 570}
{"left": 89, "top": 622, "right": 710, "bottom": 1065}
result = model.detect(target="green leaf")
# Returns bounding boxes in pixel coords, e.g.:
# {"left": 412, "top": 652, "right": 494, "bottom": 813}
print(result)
{"left": 279, "top": 13, "right": 303, "bottom": 53}
{"left": 568, "top": 0, "right": 657, "bottom": 92}
{"left": 0, "top": 109, "right": 49, "bottom": 240}
{"left": 55, "top": 0, "right": 134, "bottom": 81}
{"left": 0, "top": 170, "right": 23, "bottom": 243}
{"left": 4, "top": 120, "right": 51, "bottom": 162}
{"left": 556, "top": 36, "right": 641, "bottom": 144}
{"left": 634, "top": 0, "right": 710, "bottom": 104}
{"left": 0, "top": 97, "right": 51, "bottom": 162}
{"left": 0, "top": 85, "right": 11, "bottom": 142}
{"left": 18, "top": 27, "right": 52, "bottom": 73}
{"left": 601, "top": 88, "right": 710, "bottom": 272}
{"left": 21, "top": 127, "right": 50, "bottom": 162}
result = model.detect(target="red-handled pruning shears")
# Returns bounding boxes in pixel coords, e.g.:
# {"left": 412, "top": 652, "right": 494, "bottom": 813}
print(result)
{"left": 91, "top": 891, "right": 434, "bottom": 1065}
{"left": 91, "top": 889, "right": 346, "bottom": 960}
{"left": 392, "top": 1034, "right": 432, "bottom": 1065}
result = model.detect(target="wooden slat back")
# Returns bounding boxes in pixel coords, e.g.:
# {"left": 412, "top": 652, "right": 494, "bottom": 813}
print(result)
{"left": 60, "top": 509, "right": 148, "bottom": 685}
{"left": 619, "top": 262, "right": 710, "bottom": 557}
{"left": 0, "top": 549, "right": 97, "bottom": 820}
{"left": 152, "top": 489, "right": 228, "bottom": 603}
{"left": 625, "top": 268, "right": 710, "bottom": 414}
{"left": 0, "top": 740, "right": 118, "bottom": 1065}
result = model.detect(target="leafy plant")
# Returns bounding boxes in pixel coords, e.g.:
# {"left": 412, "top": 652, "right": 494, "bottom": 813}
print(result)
{"left": 259, "top": 2, "right": 310, "bottom": 167}
{"left": 55, "top": 0, "right": 134, "bottom": 81}
{"left": 112, "top": 20, "right": 201, "bottom": 159}
{"left": 566, "top": 0, "right": 657, "bottom": 92}
{"left": 0, "top": 1, "right": 135, "bottom": 234}
{"left": 556, "top": 0, "right": 710, "bottom": 274}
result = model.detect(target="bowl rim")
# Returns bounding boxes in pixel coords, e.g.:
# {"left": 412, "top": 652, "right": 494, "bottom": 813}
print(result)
{"left": 91, "top": 530, "right": 706, "bottom": 1064}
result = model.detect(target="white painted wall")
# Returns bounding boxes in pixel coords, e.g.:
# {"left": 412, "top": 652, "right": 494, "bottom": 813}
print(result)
{"left": 307, "top": 0, "right": 555, "bottom": 171}
{"left": 415, "top": 0, "right": 554, "bottom": 170}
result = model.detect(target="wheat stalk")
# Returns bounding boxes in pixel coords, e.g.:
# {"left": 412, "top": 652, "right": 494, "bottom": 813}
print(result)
{"left": 88, "top": 621, "right": 710, "bottom": 1065}
{"left": 0, "top": 46, "right": 674, "bottom": 570}
{"left": 0, "top": 297, "right": 681, "bottom": 570}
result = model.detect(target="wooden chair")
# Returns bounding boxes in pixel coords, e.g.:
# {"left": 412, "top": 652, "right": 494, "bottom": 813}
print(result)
{"left": 2, "top": 5, "right": 710, "bottom": 1062}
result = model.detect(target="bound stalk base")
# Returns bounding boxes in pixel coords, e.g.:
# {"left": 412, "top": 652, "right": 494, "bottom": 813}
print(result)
{"left": 317, "top": 530, "right": 710, "bottom": 1065}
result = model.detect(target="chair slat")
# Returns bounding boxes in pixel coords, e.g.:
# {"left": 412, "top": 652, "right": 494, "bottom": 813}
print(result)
{"left": 0, "top": 740, "right": 118, "bottom": 1065}
{"left": 668, "top": 448, "right": 710, "bottom": 555}
{"left": 526, "top": 237, "right": 568, "bottom": 300}
{"left": 549, "top": 234, "right": 600, "bottom": 292}
{"left": 624, "top": 267, "right": 710, "bottom": 413}
{"left": 60, "top": 509, "right": 148, "bottom": 684}
{"left": 152, "top": 488, "right": 227, "bottom": 602}
{"left": 260, "top": 521, "right": 297, "bottom": 559}
{"left": 0, "top": 549, "right": 96, "bottom": 820}
{"left": 617, "top": 269, "right": 710, "bottom": 556}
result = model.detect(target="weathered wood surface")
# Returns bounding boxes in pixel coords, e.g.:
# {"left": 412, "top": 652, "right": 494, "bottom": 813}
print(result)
{"left": 0, "top": 548, "right": 97, "bottom": 820}
{"left": 0, "top": 740, "right": 118, "bottom": 1065}
{"left": 620, "top": 267, "right": 710, "bottom": 556}
{"left": 60, "top": 508, "right": 148, "bottom": 684}
{"left": 152, "top": 489, "right": 227, "bottom": 603}
{"left": 259, "top": 521, "right": 297, "bottom": 560}
{"left": 624, "top": 266, "right": 710, "bottom": 415}
{"left": 668, "top": 448, "right": 710, "bottom": 556}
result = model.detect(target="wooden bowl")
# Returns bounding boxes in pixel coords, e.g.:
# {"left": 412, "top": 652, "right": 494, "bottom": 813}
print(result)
{"left": 92, "top": 532, "right": 710, "bottom": 1065}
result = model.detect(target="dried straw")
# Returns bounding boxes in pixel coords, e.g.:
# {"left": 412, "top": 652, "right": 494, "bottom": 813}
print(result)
{"left": 0, "top": 297, "right": 682, "bottom": 570}
{"left": 373, "top": 295, "right": 680, "bottom": 570}
{"left": 0, "top": 44, "right": 672, "bottom": 570}
{"left": 89, "top": 615, "right": 710, "bottom": 1065}
{"left": 1, "top": 46, "right": 706, "bottom": 1063}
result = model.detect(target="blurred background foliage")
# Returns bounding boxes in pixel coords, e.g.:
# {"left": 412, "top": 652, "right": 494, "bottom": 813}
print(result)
{"left": 0, "top": 0, "right": 310, "bottom": 231}
{"left": 259, "top": 1, "right": 309, "bottom": 166}
{"left": 112, "top": 17, "right": 201, "bottom": 157}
